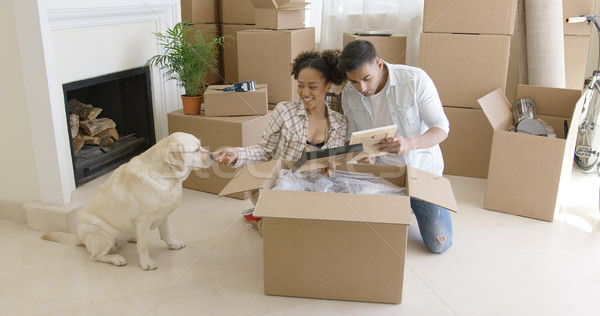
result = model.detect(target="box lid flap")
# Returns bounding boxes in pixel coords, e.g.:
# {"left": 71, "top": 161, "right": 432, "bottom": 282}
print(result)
{"left": 406, "top": 166, "right": 458, "bottom": 212}
{"left": 218, "top": 160, "right": 280, "bottom": 196}
{"left": 250, "top": 0, "right": 308, "bottom": 10}
{"left": 253, "top": 189, "right": 412, "bottom": 224}
{"left": 516, "top": 84, "right": 582, "bottom": 118}
{"left": 277, "top": 1, "right": 310, "bottom": 10}
{"left": 477, "top": 87, "right": 514, "bottom": 131}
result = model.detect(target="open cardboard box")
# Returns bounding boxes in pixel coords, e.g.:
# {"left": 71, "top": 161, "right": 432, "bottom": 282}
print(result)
{"left": 477, "top": 85, "right": 583, "bottom": 222}
{"left": 203, "top": 84, "right": 268, "bottom": 116}
{"left": 219, "top": 160, "right": 458, "bottom": 303}
{"left": 250, "top": 0, "right": 309, "bottom": 30}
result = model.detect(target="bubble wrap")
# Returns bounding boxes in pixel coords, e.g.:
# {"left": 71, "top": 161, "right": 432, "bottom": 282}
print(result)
{"left": 272, "top": 169, "right": 406, "bottom": 196}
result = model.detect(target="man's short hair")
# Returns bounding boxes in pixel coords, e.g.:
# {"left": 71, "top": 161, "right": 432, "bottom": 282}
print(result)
{"left": 338, "top": 40, "right": 379, "bottom": 72}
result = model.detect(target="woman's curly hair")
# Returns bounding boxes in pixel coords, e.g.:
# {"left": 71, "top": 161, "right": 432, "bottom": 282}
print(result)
{"left": 291, "top": 49, "right": 347, "bottom": 85}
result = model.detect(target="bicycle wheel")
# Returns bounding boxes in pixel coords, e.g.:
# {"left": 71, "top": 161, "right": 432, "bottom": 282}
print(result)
{"left": 575, "top": 82, "right": 600, "bottom": 172}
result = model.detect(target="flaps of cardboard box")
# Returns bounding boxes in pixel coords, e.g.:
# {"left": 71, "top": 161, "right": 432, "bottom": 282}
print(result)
{"left": 250, "top": 0, "right": 309, "bottom": 10}
{"left": 477, "top": 87, "right": 514, "bottom": 131}
{"left": 406, "top": 166, "right": 458, "bottom": 212}
{"left": 253, "top": 189, "right": 412, "bottom": 224}
{"left": 515, "top": 84, "right": 582, "bottom": 118}
{"left": 218, "top": 160, "right": 283, "bottom": 196}
{"left": 291, "top": 143, "right": 364, "bottom": 173}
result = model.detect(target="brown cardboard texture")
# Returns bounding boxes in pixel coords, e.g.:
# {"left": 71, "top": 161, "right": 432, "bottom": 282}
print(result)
{"left": 237, "top": 28, "right": 315, "bottom": 103}
{"left": 419, "top": 33, "right": 511, "bottom": 108}
{"left": 203, "top": 84, "right": 268, "bottom": 116}
{"left": 222, "top": 24, "right": 256, "bottom": 83}
{"left": 181, "top": 0, "right": 219, "bottom": 24}
{"left": 343, "top": 33, "right": 407, "bottom": 65}
{"left": 423, "top": 0, "right": 517, "bottom": 35}
{"left": 564, "top": 35, "right": 590, "bottom": 90}
{"left": 250, "top": 0, "right": 309, "bottom": 30}
{"left": 440, "top": 106, "right": 493, "bottom": 179}
{"left": 221, "top": 0, "right": 256, "bottom": 24}
{"left": 219, "top": 162, "right": 457, "bottom": 303}
{"left": 168, "top": 110, "right": 270, "bottom": 199}
{"left": 477, "top": 86, "right": 583, "bottom": 222}
{"left": 563, "top": 0, "right": 597, "bottom": 35}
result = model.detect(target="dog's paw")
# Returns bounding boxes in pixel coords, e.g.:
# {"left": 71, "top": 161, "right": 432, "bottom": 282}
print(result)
{"left": 167, "top": 240, "right": 185, "bottom": 250}
{"left": 111, "top": 255, "right": 127, "bottom": 266}
{"left": 140, "top": 259, "right": 158, "bottom": 271}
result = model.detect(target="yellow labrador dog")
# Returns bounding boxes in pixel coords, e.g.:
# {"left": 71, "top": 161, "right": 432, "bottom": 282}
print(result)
{"left": 42, "top": 132, "right": 212, "bottom": 270}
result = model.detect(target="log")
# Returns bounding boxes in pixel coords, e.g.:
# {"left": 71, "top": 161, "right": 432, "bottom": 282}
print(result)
{"left": 69, "top": 114, "right": 79, "bottom": 138}
{"left": 72, "top": 136, "right": 85, "bottom": 154}
{"left": 79, "top": 118, "right": 116, "bottom": 136}
{"left": 80, "top": 128, "right": 119, "bottom": 146}
{"left": 67, "top": 99, "right": 102, "bottom": 120}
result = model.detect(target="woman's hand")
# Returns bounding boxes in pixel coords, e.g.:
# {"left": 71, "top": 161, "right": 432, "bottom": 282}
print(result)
{"left": 320, "top": 160, "right": 336, "bottom": 177}
{"left": 213, "top": 148, "right": 239, "bottom": 165}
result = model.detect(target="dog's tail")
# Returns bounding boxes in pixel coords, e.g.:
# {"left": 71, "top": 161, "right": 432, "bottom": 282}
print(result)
{"left": 41, "top": 232, "right": 84, "bottom": 246}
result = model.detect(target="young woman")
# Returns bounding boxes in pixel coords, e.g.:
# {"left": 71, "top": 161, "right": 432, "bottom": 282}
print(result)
{"left": 213, "top": 49, "right": 348, "bottom": 232}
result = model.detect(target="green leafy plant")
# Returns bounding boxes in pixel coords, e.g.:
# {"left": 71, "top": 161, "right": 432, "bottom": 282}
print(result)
{"left": 146, "top": 22, "right": 229, "bottom": 97}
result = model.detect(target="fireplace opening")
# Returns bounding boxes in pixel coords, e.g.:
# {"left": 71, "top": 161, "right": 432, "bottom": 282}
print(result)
{"left": 63, "top": 66, "right": 156, "bottom": 186}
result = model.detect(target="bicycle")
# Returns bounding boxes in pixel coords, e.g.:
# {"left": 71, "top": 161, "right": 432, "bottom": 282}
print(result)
{"left": 567, "top": 15, "right": 600, "bottom": 174}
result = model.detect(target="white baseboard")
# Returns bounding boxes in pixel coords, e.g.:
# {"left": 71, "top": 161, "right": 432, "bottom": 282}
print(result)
{"left": 0, "top": 199, "right": 27, "bottom": 224}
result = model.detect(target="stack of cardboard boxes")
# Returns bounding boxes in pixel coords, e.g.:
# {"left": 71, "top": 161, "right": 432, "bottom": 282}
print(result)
{"left": 563, "top": 0, "right": 595, "bottom": 89}
{"left": 172, "top": 0, "right": 276, "bottom": 199}
{"left": 419, "top": 0, "right": 518, "bottom": 179}
{"left": 167, "top": 84, "right": 270, "bottom": 199}
{"left": 181, "top": 0, "right": 225, "bottom": 85}
{"left": 221, "top": 0, "right": 256, "bottom": 83}
{"left": 236, "top": 0, "right": 315, "bottom": 107}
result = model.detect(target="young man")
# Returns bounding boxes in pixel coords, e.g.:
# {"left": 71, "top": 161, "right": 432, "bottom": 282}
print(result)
{"left": 339, "top": 40, "right": 452, "bottom": 254}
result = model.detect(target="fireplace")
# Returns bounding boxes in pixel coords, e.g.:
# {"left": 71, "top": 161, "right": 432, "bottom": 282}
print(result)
{"left": 63, "top": 66, "right": 156, "bottom": 186}
{"left": 11, "top": 0, "right": 182, "bottom": 205}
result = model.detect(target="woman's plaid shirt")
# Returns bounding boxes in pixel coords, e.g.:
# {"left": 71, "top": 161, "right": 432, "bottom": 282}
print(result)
{"left": 234, "top": 100, "right": 347, "bottom": 167}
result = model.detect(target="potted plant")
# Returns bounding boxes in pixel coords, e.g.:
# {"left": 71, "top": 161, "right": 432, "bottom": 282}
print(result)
{"left": 147, "top": 22, "right": 229, "bottom": 115}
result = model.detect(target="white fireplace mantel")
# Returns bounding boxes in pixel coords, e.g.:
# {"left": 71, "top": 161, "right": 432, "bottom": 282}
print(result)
{"left": 13, "top": 0, "right": 181, "bottom": 206}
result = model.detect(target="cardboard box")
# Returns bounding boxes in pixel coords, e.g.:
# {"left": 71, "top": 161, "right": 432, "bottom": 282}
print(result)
{"left": 181, "top": 0, "right": 219, "bottom": 24}
{"left": 343, "top": 33, "right": 407, "bottom": 65}
{"left": 222, "top": 24, "right": 257, "bottom": 83}
{"left": 563, "top": 0, "right": 597, "bottom": 36}
{"left": 219, "top": 162, "right": 458, "bottom": 303}
{"left": 167, "top": 110, "right": 271, "bottom": 199}
{"left": 564, "top": 35, "right": 590, "bottom": 90}
{"left": 221, "top": 0, "right": 255, "bottom": 24}
{"left": 203, "top": 84, "right": 268, "bottom": 116}
{"left": 477, "top": 85, "right": 582, "bottom": 222}
{"left": 440, "top": 106, "right": 493, "bottom": 179}
{"left": 423, "top": 0, "right": 518, "bottom": 35}
{"left": 238, "top": 28, "right": 315, "bottom": 103}
{"left": 250, "top": 0, "right": 308, "bottom": 30}
{"left": 419, "top": 32, "right": 511, "bottom": 109}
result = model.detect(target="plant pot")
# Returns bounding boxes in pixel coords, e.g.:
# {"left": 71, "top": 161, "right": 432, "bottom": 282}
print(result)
{"left": 181, "top": 95, "right": 202, "bottom": 115}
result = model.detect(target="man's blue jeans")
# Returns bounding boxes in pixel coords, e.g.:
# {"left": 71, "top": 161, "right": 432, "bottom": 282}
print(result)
{"left": 410, "top": 197, "right": 453, "bottom": 254}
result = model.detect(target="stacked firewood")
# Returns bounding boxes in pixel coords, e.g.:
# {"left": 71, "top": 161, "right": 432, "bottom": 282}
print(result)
{"left": 68, "top": 99, "right": 119, "bottom": 154}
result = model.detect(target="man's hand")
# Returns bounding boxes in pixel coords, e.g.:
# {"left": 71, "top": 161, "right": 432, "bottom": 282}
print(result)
{"left": 376, "top": 136, "right": 415, "bottom": 155}
{"left": 213, "top": 148, "right": 239, "bottom": 165}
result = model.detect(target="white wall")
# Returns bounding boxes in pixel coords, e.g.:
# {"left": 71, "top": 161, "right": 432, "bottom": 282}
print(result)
{"left": 0, "top": 0, "right": 40, "bottom": 203}
{"left": 52, "top": 21, "right": 157, "bottom": 85}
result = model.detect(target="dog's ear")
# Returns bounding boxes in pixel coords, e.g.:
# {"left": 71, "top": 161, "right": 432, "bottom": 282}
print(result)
{"left": 163, "top": 140, "right": 187, "bottom": 177}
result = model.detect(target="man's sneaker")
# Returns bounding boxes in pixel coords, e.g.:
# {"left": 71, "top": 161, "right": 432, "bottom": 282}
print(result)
{"left": 241, "top": 207, "right": 259, "bottom": 222}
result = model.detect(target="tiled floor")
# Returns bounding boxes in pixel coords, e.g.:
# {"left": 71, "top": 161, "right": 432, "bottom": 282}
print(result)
{"left": 1, "top": 168, "right": 599, "bottom": 315}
